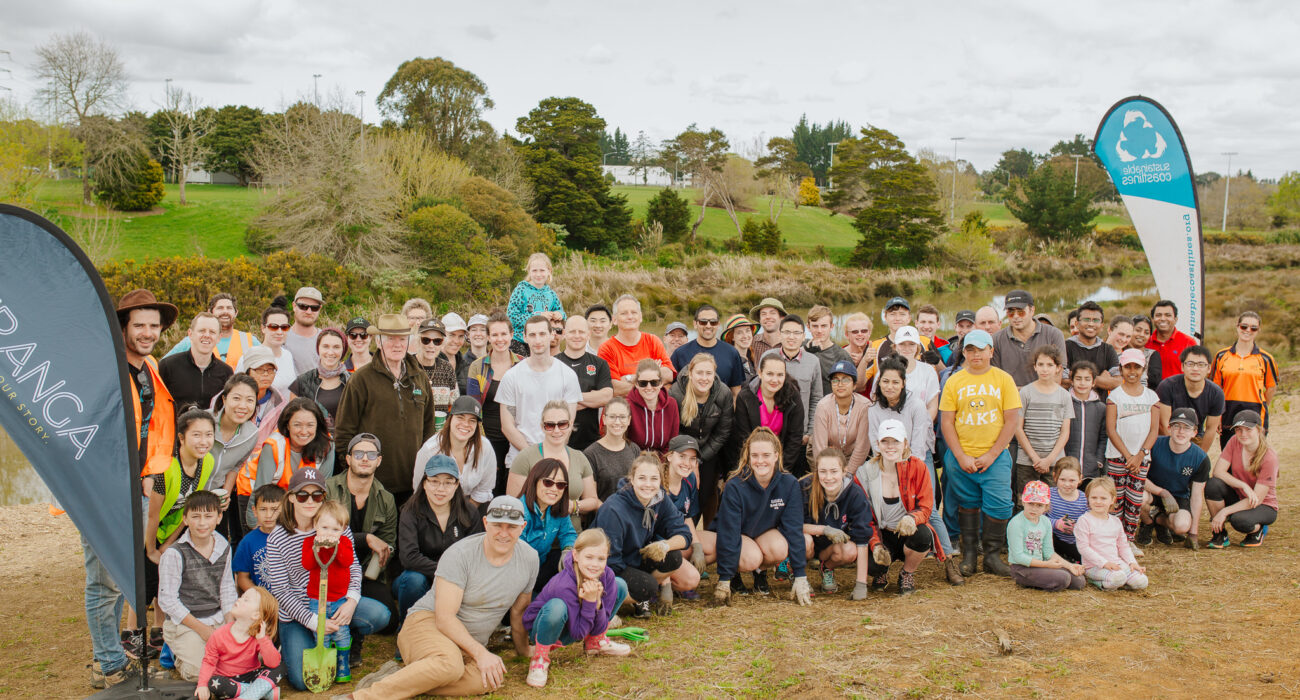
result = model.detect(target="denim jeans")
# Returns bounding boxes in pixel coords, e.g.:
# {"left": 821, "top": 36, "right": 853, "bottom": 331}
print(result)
{"left": 391, "top": 570, "right": 431, "bottom": 625}
{"left": 307, "top": 598, "right": 352, "bottom": 649}
{"left": 279, "top": 596, "right": 391, "bottom": 690}
{"left": 923, "top": 453, "right": 955, "bottom": 556}
{"left": 82, "top": 534, "right": 128, "bottom": 673}
{"left": 528, "top": 578, "right": 629, "bottom": 646}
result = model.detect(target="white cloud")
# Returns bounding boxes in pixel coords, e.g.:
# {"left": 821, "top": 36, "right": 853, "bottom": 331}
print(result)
{"left": 582, "top": 43, "right": 614, "bottom": 65}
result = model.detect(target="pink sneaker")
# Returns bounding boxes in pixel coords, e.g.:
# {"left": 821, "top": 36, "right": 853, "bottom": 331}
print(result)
{"left": 584, "top": 633, "right": 631, "bottom": 656}
{"left": 527, "top": 643, "right": 558, "bottom": 688}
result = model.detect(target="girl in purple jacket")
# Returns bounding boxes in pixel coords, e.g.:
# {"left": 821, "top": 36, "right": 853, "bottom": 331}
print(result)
{"left": 523, "top": 528, "right": 631, "bottom": 688}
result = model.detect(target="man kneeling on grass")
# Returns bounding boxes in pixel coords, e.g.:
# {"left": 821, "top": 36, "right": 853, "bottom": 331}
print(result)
{"left": 336, "top": 495, "right": 538, "bottom": 700}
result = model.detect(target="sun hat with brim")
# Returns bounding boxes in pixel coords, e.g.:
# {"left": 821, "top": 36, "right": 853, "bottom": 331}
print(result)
{"left": 1118, "top": 348, "right": 1147, "bottom": 367}
{"left": 484, "top": 495, "right": 527, "bottom": 525}
{"left": 240, "top": 346, "right": 276, "bottom": 371}
{"left": 1021, "top": 480, "right": 1052, "bottom": 505}
{"left": 1231, "top": 410, "right": 1262, "bottom": 430}
{"left": 368, "top": 313, "right": 414, "bottom": 336}
{"left": 749, "top": 297, "right": 787, "bottom": 320}
{"left": 722, "top": 313, "right": 759, "bottom": 342}
{"left": 424, "top": 454, "right": 460, "bottom": 480}
{"left": 116, "top": 289, "right": 179, "bottom": 331}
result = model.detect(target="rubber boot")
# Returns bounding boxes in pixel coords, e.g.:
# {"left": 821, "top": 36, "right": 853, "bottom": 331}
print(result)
{"left": 958, "top": 508, "right": 981, "bottom": 577}
{"left": 335, "top": 643, "right": 352, "bottom": 683}
{"left": 981, "top": 515, "right": 1012, "bottom": 577}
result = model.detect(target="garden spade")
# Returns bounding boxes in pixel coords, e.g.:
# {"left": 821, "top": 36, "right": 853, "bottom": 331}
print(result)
{"left": 302, "top": 543, "right": 339, "bottom": 693}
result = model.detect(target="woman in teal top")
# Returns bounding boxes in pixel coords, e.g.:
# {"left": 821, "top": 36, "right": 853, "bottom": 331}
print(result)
{"left": 521, "top": 457, "right": 579, "bottom": 594}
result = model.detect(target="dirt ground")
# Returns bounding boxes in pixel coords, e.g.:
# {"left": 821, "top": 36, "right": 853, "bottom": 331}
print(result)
{"left": 4, "top": 409, "right": 1299, "bottom": 699}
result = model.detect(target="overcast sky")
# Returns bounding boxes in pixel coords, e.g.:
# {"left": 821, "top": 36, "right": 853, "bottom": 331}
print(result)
{"left": 2, "top": 0, "right": 1295, "bottom": 178}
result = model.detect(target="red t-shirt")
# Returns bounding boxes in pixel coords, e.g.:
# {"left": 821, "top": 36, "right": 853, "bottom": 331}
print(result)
{"left": 302, "top": 535, "right": 355, "bottom": 603}
{"left": 1222, "top": 436, "right": 1279, "bottom": 510}
{"left": 1147, "top": 329, "right": 1197, "bottom": 380}
{"left": 598, "top": 332, "right": 673, "bottom": 382}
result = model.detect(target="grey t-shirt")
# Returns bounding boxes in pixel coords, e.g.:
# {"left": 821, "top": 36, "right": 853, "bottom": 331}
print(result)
{"left": 408, "top": 533, "right": 539, "bottom": 644}
{"left": 283, "top": 329, "right": 321, "bottom": 379}
{"left": 1016, "top": 383, "right": 1073, "bottom": 466}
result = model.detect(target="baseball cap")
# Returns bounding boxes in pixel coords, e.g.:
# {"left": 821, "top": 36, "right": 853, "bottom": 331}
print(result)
{"left": 1004, "top": 290, "right": 1033, "bottom": 310}
{"left": 828, "top": 359, "right": 858, "bottom": 381}
{"left": 665, "top": 322, "right": 689, "bottom": 336}
{"left": 347, "top": 432, "right": 382, "bottom": 453}
{"left": 1118, "top": 348, "right": 1147, "bottom": 367}
{"left": 467, "top": 314, "right": 489, "bottom": 329}
{"left": 955, "top": 310, "right": 976, "bottom": 325}
{"left": 1021, "top": 480, "right": 1052, "bottom": 505}
{"left": 884, "top": 296, "right": 910, "bottom": 311}
{"left": 877, "top": 419, "right": 908, "bottom": 444}
{"left": 418, "top": 318, "right": 446, "bottom": 336}
{"left": 294, "top": 287, "right": 323, "bottom": 304}
{"left": 449, "top": 395, "right": 482, "bottom": 419}
{"left": 894, "top": 326, "right": 921, "bottom": 345}
{"left": 1169, "top": 407, "right": 1199, "bottom": 429}
{"left": 240, "top": 346, "right": 276, "bottom": 371}
{"left": 424, "top": 454, "right": 460, "bottom": 480}
{"left": 345, "top": 317, "right": 370, "bottom": 334}
{"left": 1034, "top": 313, "right": 1055, "bottom": 327}
{"left": 484, "top": 495, "right": 527, "bottom": 525}
{"left": 442, "top": 313, "right": 467, "bottom": 334}
{"left": 1230, "top": 410, "right": 1262, "bottom": 429}
{"left": 667, "top": 435, "right": 700, "bottom": 454}
{"left": 287, "top": 467, "right": 326, "bottom": 492}
{"left": 962, "top": 329, "right": 994, "bottom": 349}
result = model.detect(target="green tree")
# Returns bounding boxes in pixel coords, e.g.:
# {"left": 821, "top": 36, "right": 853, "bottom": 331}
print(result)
{"left": 982, "top": 148, "right": 1039, "bottom": 195}
{"left": 514, "top": 96, "right": 633, "bottom": 252}
{"left": 201, "top": 105, "right": 265, "bottom": 185}
{"left": 599, "top": 127, "right": 630, "bottom": 165}
{"left": 456, "top": 175, "right": 558, "bottom": 271}
{"left": 377, "top": 57, "right": 494, "bottom": 158}
{"left": 660, "top": 125, "right": 730, "bottom": 240}
{"left": 97, "top": 154, "right": 165, "bottom": 211}
{"left": 645, "top": 187, "right": 692, "bottom": 242}
{"left": 791, "top": 114, "right": 853, "bottom": 186}
{"left": 829, "top": 125, "right": 945, "bottom": 267}
{"left": 755, "top": 136, "right": 811, "bottom": 221}
{"left": 739, "top": 216, "right": 782, "bottom": 255}
{"left": 1268, "top": 171, "right": 1300, "bottom": 227}
{"left": 406, "top": 204, "right": 511, "bottom": 301}
{"left": 1004, "top": 162, "right": 1099, "bottom": 240}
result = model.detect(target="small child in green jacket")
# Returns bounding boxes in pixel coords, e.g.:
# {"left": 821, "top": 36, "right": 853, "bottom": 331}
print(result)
{"left": 1007, "top": 481, "right": 1086, "bottom": 591}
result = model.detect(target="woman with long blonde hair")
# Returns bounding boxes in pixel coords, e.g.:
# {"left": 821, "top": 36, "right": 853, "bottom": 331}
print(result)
{"left": 668, "top": 353, "right": 734, "bottom": 524}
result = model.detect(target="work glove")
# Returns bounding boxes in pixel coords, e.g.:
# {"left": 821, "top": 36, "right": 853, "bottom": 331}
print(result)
{"left": 639, "top": 540, "right": 671, "bottom": 562}
{"left": 690, "top": 540, "right": 707, "bottom": 573}
{"left": 872, "top": 544, "right": 892, "bottom": 567}
{"left": 654, "top": 581, "right": 674, "bottom": 616}
{"left": 712, "top": 579, "right": 731, "bottom": 606}
{"left": 822, "top": 526, "right": 850, "bottom": 544}
{"left": 851, "top": 581, "right": 869, "bottom": 601}
{"left": 896, "top": 515, "right": 917, "bottom": 537}
{"left": 791, "top": 576, "right": 812, "bottom": 606}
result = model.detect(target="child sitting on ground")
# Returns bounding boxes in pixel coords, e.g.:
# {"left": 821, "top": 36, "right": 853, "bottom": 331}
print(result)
{"left": 1048, "top": 458, "right": 1089, "bottom": 564}
{"left": 523, "top": 528, "right": 630, "bottom": 688}
{"left": 157, "top": 490, "right": 237, "bottom": 682}
{"left": 1073, "top": 477, "right": 1148, "bottom": 591}
{"left": 1007, "top": 481, "right": 1086, "bottom": 591}
{"left": 233, "top": 484, "right": 285, "bottom": 592}
{"left": 195, "top": 586, "right": 282, "bottom": 700}
{"left": 301, "top": 500, "right": 356, "bottom": 683}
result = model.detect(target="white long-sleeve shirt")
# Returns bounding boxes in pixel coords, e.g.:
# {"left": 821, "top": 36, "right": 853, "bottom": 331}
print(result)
{"left": 157, "top": 531, "right": 237, "bottom": 626}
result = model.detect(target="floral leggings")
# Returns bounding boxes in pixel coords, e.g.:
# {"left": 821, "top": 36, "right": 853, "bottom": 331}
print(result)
{"left": 1105, "top": 458, "right": 1148, "bottom": 540}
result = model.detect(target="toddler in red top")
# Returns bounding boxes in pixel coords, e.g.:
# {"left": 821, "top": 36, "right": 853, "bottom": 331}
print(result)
{"left": 301, "top": 501, "right": 356, "bottom": 659}
{"left": 196, "top": 586, "right": 282, "bottom": 700}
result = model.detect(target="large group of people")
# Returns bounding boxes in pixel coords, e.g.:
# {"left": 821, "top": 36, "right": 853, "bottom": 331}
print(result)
{"left": 79, "top": 253, "right": 1282, "bottom": 698}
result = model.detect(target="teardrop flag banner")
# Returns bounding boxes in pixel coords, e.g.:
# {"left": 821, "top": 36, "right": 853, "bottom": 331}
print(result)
{"left": 0, "top": 204, "right": 146, "bottom": 621}
{"left": 1093, "top": 96, "right": 1204, "bottom": 337}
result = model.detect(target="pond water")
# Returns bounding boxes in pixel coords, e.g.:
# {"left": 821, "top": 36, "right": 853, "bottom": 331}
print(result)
{"left": 0, "top": 274, "right": 1158, "bottom": 506}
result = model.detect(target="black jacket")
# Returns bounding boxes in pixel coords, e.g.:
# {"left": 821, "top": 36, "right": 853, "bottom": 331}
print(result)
{"left": 668, "top": 377, "right": 734, "bottom": 466}
{"left": 733, "top": 386, "right": 805, "bottom": 472}
{"left": 158, "top": 350, "right": 233, "bottom": 416}
{"left": 396, "top": 496, "right": 484, "bottom": 580}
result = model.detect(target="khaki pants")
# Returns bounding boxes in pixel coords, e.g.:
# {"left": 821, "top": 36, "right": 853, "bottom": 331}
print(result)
{"left": 353, "top": 610, "right": 492, "bottom": 699}
{"left": 162, "top": 618, "right": 207, "bottom": 682}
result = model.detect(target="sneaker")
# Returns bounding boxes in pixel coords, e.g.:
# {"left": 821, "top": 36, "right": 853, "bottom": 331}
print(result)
{"left": 584, "top": 633, "right": 632, "bottom": 656}
{"left": 1135, "top": 523, "right": 1154, "bottom": 546}
{"left": 148, "top": 627, "right": 164, "bottom": 651}
{"left": 821, "top": 567, "right": 838, "bottom": 593}
{"left": 1242, "top": 528, "right": 1266, "bottom": 547}
{"left": 1160, "top": 492, "right": 1181, "bottom": 517}
{"left": 773, "top": 559, "right": 791, "bottom": 582}
{"left": 678, "top": 589, "right": 701, "bottom": 601}
{"left": 1154, "top": 525, "right": 1174, "bottom": 546}
{"left": 90, "top": 659, "right": 141, "bottom": 689}
{"left": 355, "top": 660, "right": 403, "bottom": 692}
{"left": 730, "top": 575, "right": 752, "bottom": 596}
{"left": 526, "top": 643, "right": 554, "bottom": 688}
{"left": 751, "top": 570, "right": 771, "bottom": 595}
{"left": 349, "top": 643, "right": 362, "bottom": 666}
{"left": 897, "top": 570, "right": 917, "bottom": 596}
{"left": 631, "top": 600, "right": 652, "bottom": 619}
{"left": 120, "top": 629, "right": 147, "bottom": 661}
{"left": 1183, "top": 535, "right": 1199, "bottom": 551}
{"left": 1208, "top": 530, "right": 1230, "bottom": 549}
{"left": 869, "top": 572, "right": 890, "bottom": 592}
{"left": 608, "top": 614, "right": 624, "bottom": 629}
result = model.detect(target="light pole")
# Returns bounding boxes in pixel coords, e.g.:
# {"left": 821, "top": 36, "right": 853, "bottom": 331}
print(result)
{"left": 312, "top": 74, "right": 322, "bottom": 105}
{"left": 355, "top": 90, "right": 365, "bottom": 149}
{"left": 827, "top": 141, "right": 840, "bottom": 191}
{"left": 1221, "top": 152, "right": 1237, "bottom": 232}
{"left": 949, "top": 136, "right": 965, "bottom": 223}
{"left": 602, "top": 151, "right": 616, "bottom": 166}
{"left": 1071, "top": 154, "right": 1084, "bottom": 198}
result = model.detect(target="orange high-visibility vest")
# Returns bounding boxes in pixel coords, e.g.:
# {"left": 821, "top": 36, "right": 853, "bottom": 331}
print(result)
{"left": 235, "top": 433, "right": 321, "bottom": 496}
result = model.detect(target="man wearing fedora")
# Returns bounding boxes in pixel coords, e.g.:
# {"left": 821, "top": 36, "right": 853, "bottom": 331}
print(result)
{"left": 334, "top": 314, "right": 438, "bottom": 507}
{"left": 749, "top": 297, "right": 786, "bottom": 360}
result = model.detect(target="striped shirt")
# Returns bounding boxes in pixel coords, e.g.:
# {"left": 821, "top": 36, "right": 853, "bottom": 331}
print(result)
{"left": 1016, "top": 383, "right": 1071, "bottom": 466}
{"left": 263, "top": 524, "right": 362, "bottom": 629}
{"left": 1048, "top": 487, "right": 1090, "bottom": 544}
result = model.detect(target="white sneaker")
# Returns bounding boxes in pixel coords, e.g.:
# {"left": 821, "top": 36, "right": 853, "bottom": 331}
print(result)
{"left": 527, "top": 644, "right": 554, "bottom": 688}
{"left": 1129, "top": 543, "right": 1144, "bottom": 557}
{"left": 584, "top": 634, "right": 631, "bottom": 656}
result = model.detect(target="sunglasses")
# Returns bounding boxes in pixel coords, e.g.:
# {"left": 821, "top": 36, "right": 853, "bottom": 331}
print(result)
{"left": 848, "top": 329, "right": 871, "bottom": 334}
{"left": 486, "top": 506, "right": 525, "bottom": 522}
{"left": 696, "top": 319, "right": 719, "bottom": 326}
{"left": 543, "top": 420, "right": 571, "bottom": 431}
{"left": 552, "top": 327, "right": 564, "bottom": 335}
{"left": 420, "top": 336, "right": 444, "bottom": 346}
{"left": 296, "top": 303, "right": 321, "bottom": 312}
{"left": 348, "top": 332, "right": 369, "bottom": 341}
{"left": 293, "top": 490, "right": 326, "bottom": 503}
{"left": 541, "top": 477, "right": 569, "bottom": 491}
{"left": 1239, "top": 324, "right": 1259, "bottom": 332}
{"left": 265, "top": 323, "right": 291, "bottom": 331}
{"left": 637, "top": 379, "right": 660, "bottom": 388}
{"left": 351, "top": 450, "right": 379, "bottom": 460}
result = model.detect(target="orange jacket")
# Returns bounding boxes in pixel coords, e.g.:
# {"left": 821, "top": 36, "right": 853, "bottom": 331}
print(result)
{"left": 853, "top": 455, "right": 945, "bottom": 562}
{"left": 132, "top": 356, "right": 176, "bottom": 478}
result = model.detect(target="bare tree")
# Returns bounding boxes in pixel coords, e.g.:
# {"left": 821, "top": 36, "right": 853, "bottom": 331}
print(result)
{"left": 34, "top": 31, "right": 128, "bottom": 204}
{"left": 157, "top": 85, "right": 213, "bottom": 205}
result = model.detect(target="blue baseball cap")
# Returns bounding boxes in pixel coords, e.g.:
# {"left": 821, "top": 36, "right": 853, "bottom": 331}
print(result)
{"left": 829, "top": 359, "right": 858, "bottom": 380}
{"left": 962, "top": 329, "right": 994, "bottom": 349}
{"left": 423, "top": 454, "right": 460, "bottom": 480}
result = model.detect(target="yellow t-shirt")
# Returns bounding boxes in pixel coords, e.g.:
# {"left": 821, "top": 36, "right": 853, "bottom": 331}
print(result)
{"left": 939, "top": 366, "right": 1022, "bottom": 457}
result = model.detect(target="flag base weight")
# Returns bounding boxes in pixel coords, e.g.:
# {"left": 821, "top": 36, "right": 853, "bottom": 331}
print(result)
{"left": 85, "top": 669, "right": 194, "bottom": 699}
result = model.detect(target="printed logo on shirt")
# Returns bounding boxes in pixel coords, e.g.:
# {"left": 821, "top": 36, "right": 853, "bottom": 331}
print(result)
{"left": 1182, "top": 465, "right": 1195, "bottom": 477}
{"left": 1025, "top": 529, "right": 1044, "bottom": 555}
{"left": 769, "top": 498, "right": 785, "bottom": 510}
{"left": 585, "top": 364, "right": 597, "bottom": 376}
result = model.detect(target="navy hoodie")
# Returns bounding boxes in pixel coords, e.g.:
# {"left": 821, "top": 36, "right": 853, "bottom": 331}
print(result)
{"left": 712, "top": 470, "right": 806, "bottom": 580}
{"left": 799, "top": 475, "right": 874, "bottom": 546}
{"left": 594, "top": 483, "right": 693, "bottom": 572}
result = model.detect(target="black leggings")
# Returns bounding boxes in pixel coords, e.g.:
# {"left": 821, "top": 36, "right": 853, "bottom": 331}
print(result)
{"left": 532, "top": 547, "right": 564, "bottom": 595}
{"left": 615, "top": 550, "right": 683, "bottom": 602}
{"left": 207, "top": 667, "right": 282, "bottom": 698}
{"left": 1052, "top": 534, "right": 1081, "bottom": 564}
{"left": 1205, "top": 477, "right": 1278, "bottom": 533}
{"left": 489, "top": 436, "right": 511, "bottom": 495}
{"left": 867, "top": 527, "right": 932, "bottom": 577}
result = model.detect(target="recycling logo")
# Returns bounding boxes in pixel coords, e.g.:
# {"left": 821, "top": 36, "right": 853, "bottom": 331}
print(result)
{"left": 1115, "top": 110, "right": 1168, "bottom": 163}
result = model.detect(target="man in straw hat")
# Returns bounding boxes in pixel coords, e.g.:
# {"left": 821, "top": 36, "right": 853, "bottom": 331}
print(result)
{"left": 333, "top": 314, "right": 437, "bottom": 507}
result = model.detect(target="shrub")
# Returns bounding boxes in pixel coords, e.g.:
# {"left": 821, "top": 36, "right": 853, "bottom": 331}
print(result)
{"left": 797, "top": 176, "right": 821, "bottom": 206}
{"left": 243, "top": 222, "right": 281, "bottom": 255}
{"left": 456, "top": 175, "right": 558, "bottom": 273}
{"left": 1094, "top": 226, "right": 1141, "bottom": 249}
{"left": 406, "top": 204, "right": 511, "bottom": 303}
{"left": 98, "top": 155, "right": 165, "bottom": 211}
{"left": 656, "top": 242, "right": 685, "bottom": 269}
{"left": 739, "top": 217, "right": 782, "bottom": 255}
{"left": 645, "top": 187, "right": 692, "bottom": 243}
{"left": 1204, "top": 230, "right": 1265, "bottom": 246}
{"left": 938, "top": 212, "right": 1002, "bottom": 271}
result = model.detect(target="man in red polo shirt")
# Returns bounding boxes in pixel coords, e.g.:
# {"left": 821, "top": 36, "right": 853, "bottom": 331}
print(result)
{"left": 1146, "top": 300, "right": 1197, "bottom": 379}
